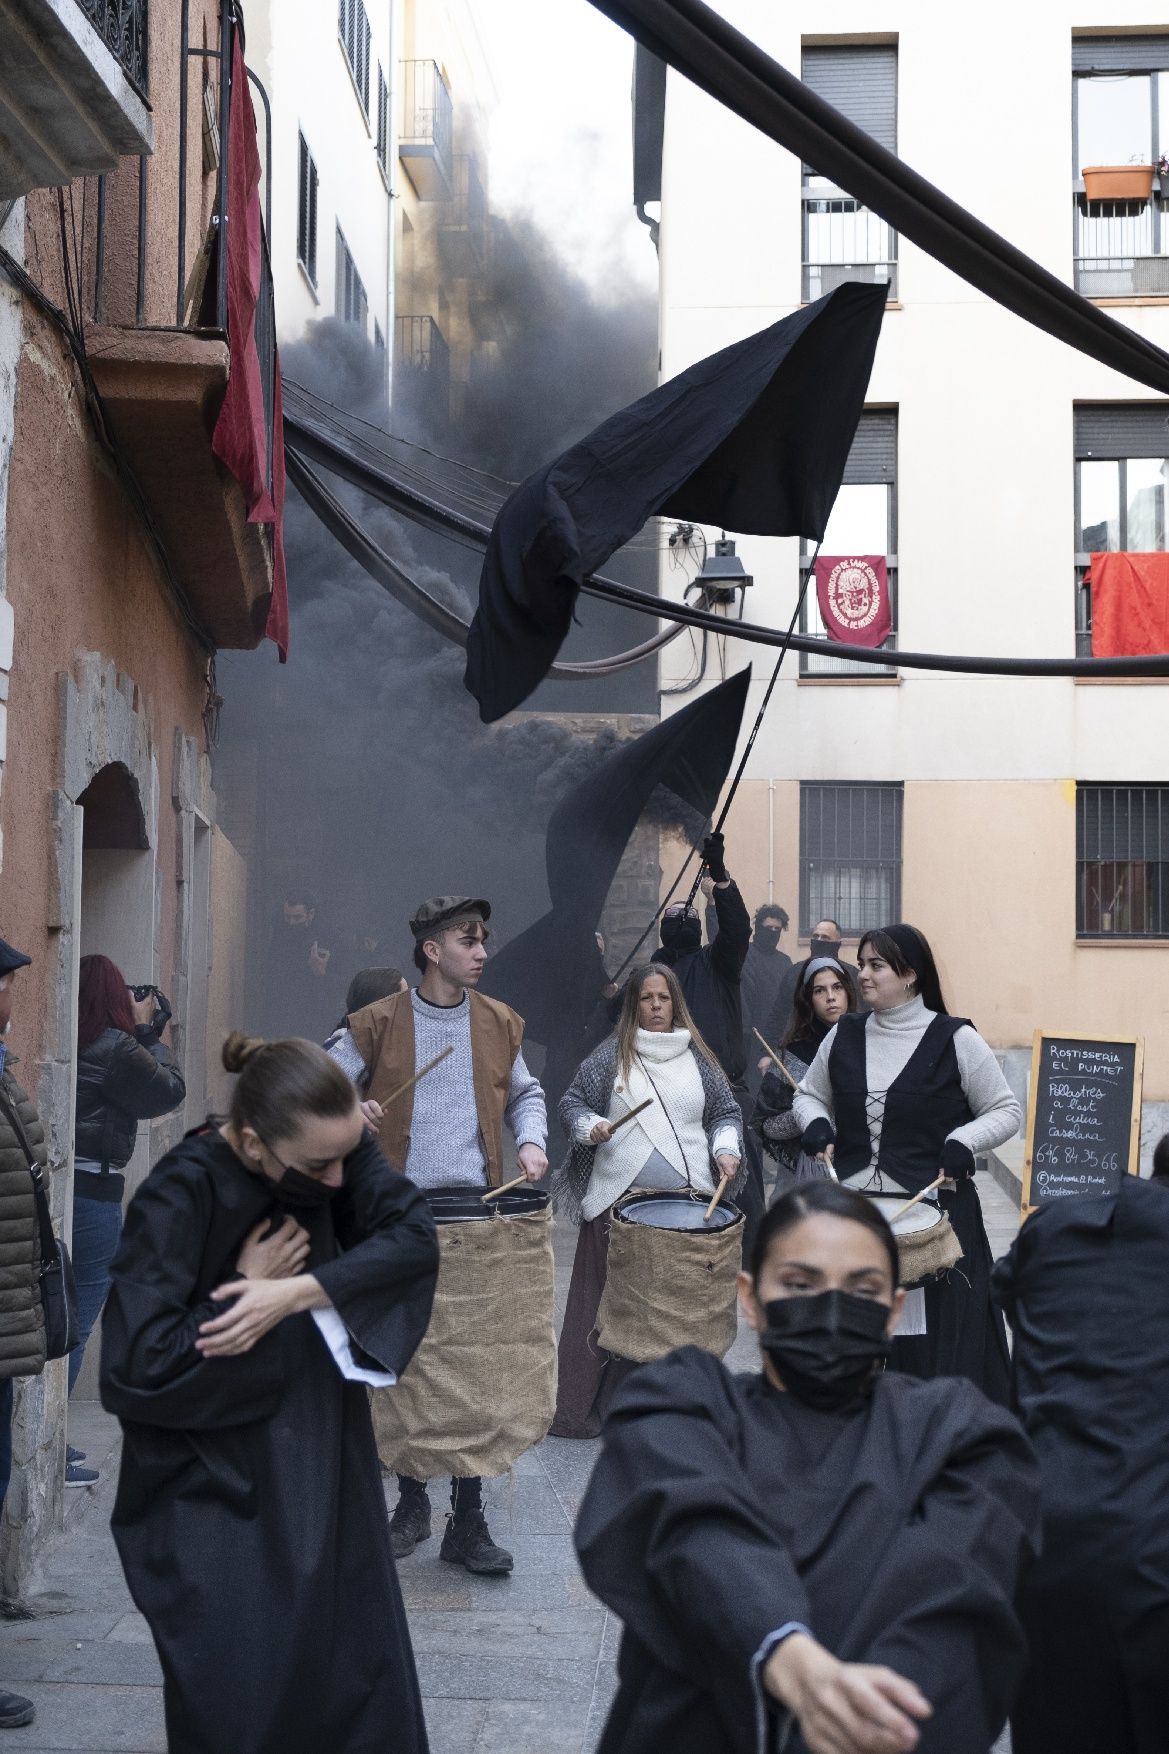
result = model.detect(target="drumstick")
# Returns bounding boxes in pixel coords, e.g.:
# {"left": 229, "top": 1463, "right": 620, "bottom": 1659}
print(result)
{"left": 375, "top": 1046, "right": 453, "bottom": 1111}
{"left": 888, "top": 1172, "right": 946, "bottom": 1222}
{"left": 753, "top": 1028, "right": 800, "bottom": 1091}
{"left": 481, "top": 1172, "right": 531, "bottom": 1204}
{"left": 704, "top": 1175, "right": 732, "bottom": 1222}
{"left": 608, "top": 1097, "right": 654, "bottom": 1133}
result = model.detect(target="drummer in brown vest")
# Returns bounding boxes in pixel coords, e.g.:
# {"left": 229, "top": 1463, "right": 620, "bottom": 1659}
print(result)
{"left": 327, "top": 896, "right": 548, "bottom": 1576}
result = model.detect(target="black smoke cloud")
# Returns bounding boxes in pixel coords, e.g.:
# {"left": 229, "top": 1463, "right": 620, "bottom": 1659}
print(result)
{"left": 214, "top": 218, "right": 679, "bottom": 1025}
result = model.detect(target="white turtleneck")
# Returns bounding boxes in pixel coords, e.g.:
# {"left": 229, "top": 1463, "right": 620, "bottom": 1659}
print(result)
{"left": 792, "top": 995, "right": 1021, "bottom": 1169}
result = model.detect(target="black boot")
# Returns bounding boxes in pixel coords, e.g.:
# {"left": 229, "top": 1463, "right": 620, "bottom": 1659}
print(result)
{"left": 0, "top": 1690, "right": 34, "bottom": 1728}
{"left": 439, "top": 1508, "right": 513, "bottom": 1576}
{"left": 388, "top": 1480, "right": 431, "bottom": 1559}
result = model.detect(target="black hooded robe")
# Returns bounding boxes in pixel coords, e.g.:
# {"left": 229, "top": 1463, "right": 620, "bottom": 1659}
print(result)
{"left": 992, "top": 1175, "right": 1169, "bottom": 1754}
{"left": 575, "top": 1346, "right": 1039, "bottom": 1754}
{"left": 100, "top": 1128, "right": 440, "bottom": 1754}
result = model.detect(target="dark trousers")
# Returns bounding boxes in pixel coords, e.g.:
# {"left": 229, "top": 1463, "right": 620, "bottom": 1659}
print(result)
{"left": 0, "top": 1377, "right": 13, "bottom": 1514}
{"left": 398, "top": 1473, "right": 482, "bottom": 1514}
{"left": 732, "top": 1084, "right": 764, "bottom": 1259}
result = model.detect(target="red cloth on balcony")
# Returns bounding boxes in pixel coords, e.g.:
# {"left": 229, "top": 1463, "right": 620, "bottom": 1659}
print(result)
{"left": 814, "top": 554, "right": 891, "bottom": 646}
{"left": 1088, "top": 552, "right": 1169, "bottom": 657}
{"left": 210, "top": 32, "right": 289, "bottom": 660}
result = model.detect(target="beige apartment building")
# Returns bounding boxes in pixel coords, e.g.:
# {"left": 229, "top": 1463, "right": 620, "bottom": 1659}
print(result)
{"left": 651, "top": 6, "right": 1169, "bottom": 1148}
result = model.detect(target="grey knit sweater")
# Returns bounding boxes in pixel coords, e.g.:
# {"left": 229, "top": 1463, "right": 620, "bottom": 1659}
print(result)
{"left": 328, "top": 989, "right": 547, "bottom": 1190}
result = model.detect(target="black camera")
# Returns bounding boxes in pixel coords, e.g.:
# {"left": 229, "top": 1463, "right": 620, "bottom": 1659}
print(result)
{"left": 129, "top": 983, "right": 157, "bottom": 1004}
{"left": 129, "top": 984, "right": 172, "bottom": 1040}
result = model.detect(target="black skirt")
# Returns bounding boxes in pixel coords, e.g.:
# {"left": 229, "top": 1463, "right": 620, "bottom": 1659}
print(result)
{"left": 888, "top": 1178, "right": 1010, "bottom": 1405}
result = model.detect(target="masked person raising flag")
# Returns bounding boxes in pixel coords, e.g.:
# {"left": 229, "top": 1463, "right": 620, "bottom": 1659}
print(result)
{"left": 100, "top": 1034, "right": 439, "bottom": 1754}
{"left": 575, "top": 1183, "right": 1040, "bottom": 1754}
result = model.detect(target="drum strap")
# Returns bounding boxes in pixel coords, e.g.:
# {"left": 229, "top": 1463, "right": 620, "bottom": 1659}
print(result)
{"left": 635, "top": 1059, "right": 695, "bottom": 1192}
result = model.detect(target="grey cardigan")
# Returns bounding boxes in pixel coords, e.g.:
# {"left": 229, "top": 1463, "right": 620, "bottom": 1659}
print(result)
{"left": 554, "top": 1035, "right": 745, "bottom": 1223}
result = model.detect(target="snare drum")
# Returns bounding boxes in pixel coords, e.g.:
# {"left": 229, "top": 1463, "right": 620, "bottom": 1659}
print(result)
{"left": 863, "top": 1191, "right": 964, "bottom": 1289}
{"left": 596, "top": 1190, "right": 744, "bottom": 1365}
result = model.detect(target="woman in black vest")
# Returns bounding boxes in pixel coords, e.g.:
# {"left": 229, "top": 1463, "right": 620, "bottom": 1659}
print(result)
{"left": 793, "top": 924, "right": 1020, "bottom": 1401}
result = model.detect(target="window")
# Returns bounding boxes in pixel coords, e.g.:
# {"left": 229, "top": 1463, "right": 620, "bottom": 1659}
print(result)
{"left": 800, "top": 410, "right": 897, "bottom": 676}
{"left": 335, "top": 227, "right": 368, "bottom": 332}
{"left": 297, "top": 132, "right": 318, "bottom": 287}
{"left": 338, "top": 0, "right": 371, "bottom": 116}
{"left": 1073, "top": 404, "right": 1169, "bottom": 651}
{"left": 801, "top": 45, "right": 898, "bottom": 302}
{"left": 377, "top": 65, "right": 389, "bottom": 175}
{"left": 800, "top": 783, "right": 903, "bottom": 936}
{"left": 1077, "top": 785, "right": 1169, "bottom": 937}
{"left": 1073, "top": 37, "right": 1169, "bottom": 296}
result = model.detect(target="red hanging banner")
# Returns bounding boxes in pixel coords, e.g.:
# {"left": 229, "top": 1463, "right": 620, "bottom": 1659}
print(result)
{"left": 1088, "top": 552, "right": 1169, "bottom": 657}
{"left": 814, "top": 555, "right": 891, "bottom": 647}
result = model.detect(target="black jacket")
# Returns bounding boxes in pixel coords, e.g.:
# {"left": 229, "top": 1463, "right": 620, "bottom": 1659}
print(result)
{"left": 653, "top": 882, "right": 750, "bottom": 1084}
{"left": 75, "top": 1028, "right": 186, "bottom": 1170}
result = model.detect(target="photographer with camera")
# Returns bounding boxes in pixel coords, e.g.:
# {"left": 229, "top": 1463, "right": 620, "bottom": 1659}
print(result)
{"left": 68, "top": 955, "right": 185, "bottom": 1484}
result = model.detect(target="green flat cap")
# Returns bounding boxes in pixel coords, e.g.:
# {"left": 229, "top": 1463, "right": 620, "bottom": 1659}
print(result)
{"left": 409, "top": 896, "right": 492, "bottom": 939}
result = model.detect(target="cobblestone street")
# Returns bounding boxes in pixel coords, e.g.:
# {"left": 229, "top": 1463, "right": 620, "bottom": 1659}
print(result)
{"left": 0, "top": 1176, "right": 1021, "bottom": 1753}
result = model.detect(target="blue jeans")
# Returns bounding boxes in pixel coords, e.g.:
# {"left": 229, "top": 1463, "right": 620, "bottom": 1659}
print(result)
{"left": 68, "top": 1195, "right": 124, "bottom": 1394}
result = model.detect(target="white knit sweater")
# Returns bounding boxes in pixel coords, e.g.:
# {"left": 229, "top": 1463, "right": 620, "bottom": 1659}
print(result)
{"left": 573, "top": 1028, "right": 740, "bottom": 1222}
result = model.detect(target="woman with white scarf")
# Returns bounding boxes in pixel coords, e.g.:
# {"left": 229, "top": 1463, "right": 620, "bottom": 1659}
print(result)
{"left": 550, "top": 964, "right": 743, "bottom": 1439}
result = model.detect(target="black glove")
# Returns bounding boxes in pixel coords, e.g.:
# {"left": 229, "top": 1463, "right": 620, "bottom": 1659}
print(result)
{"left": 701, "top": 831, "right": 728, "bottom": 883}
{"left": 135, "top": 987, "right": 172, "bottom": 1046}
{"left": 761, "top": 1070, "right": 795, "bottom": 1115}
{"left": 941, "top": 1138, "right": 976, "bottom": 1181}
{"left": 801, "top": 1118, "right": 835, "bottom": 1156}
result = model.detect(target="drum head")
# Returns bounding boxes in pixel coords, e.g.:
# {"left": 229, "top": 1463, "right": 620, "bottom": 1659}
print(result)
{"left": 616, "top": 1192, "right": 742, "bottom": 1232}
{"left": 424, "top": 1186, "right": 550, "bottom": 1223}
{"left": 864, "top": 1193, "right": 944, "bottom": 1236}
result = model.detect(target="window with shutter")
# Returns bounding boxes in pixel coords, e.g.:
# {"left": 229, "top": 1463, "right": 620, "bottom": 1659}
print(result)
{"left": 1077, "top": 785, "right": 1169, "bottom": 936}
{"left": 801, "top": 44, "right": 898, "bottom": 301}
{"left": 377, "top": 65, "right": 389, "bottom": 171}
{"left": 800, "top": 411, "right": 898, "bottom": 677}
{"left": 799, "top": 783, "right": 903, "bottom": 936}
{"left": 297, "top": 131, "right": 318, "bottom": 288}
{"left": 1073, "top": 404, "right": 1169, "bottom": 652}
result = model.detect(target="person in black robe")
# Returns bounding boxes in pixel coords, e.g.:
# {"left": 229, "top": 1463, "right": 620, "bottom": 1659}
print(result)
{"left": 992, "top": 1165, "right": 1169, "bottom": 1754}
{"left": 100, "top": 1031, "right": 440, "bottom": 1754}
{"left": 576, "top": 1180, "right": 1039, "bottom": 1754}
{"left": 750, "top": 957, "right": 855, "bottom": 1193}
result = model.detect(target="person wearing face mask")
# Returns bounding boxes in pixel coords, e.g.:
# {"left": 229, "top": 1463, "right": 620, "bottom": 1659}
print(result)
{"left": 99, "top": 1031, "right": 439, "bottom": 1754}
{"left": 575, "top": 1181, "right": 1039, "bottom": 1754}
{"left": 751, "top": 958, "right": 856, "bottom": 1193}
{"left": 793, "top": 923, "right": 1021, "bottom": 1403}
{"left": 758, "top": 918, "right": 863, "bottom": 1075}
{"left": 551, "top": 963, "right": 743, "bottom": 1439}
{"left": 705, "top": 902, "right": 792, "bottom": 1098}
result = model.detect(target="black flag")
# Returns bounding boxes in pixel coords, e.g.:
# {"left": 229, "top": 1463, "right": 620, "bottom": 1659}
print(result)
{"left": 465, "top": 280, "right": 885, "bottom": 721}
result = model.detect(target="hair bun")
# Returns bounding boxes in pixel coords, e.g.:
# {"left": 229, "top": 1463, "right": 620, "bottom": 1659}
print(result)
{"left": 221, "top": 1031, "right": 267, "bottom": 1074}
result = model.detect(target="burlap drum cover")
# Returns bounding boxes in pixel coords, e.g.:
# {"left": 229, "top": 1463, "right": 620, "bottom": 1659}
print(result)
{"left": 370, "top": 1205, "right": 556, "bottom": 1479}
{"left": 895, "top": 1210, "right": 963, "bottom": 1287}
{"left": 597, "top": 1196, "right": 743, "bottom": 1365}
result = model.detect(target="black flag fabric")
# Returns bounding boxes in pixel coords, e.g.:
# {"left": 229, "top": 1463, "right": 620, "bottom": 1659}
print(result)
{"left": 481, "top": 666, "right": 751, "bottom": 1045}
{"left": 465, "top": 281, "right": 885, "bottom": 721}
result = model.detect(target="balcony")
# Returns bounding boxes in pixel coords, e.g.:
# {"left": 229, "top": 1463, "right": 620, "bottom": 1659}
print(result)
{"left": 83, "top": 4, "right": 278, "bottom": 650}
{"left": 802, "top": 180, "right": 897, "bottom": 303}
{"left": 438, "top": 155, "right": 488, "bottom": 274}
{"left": 394, "top": 313, "right": 450, "bottom": 423}
{"left": 1074, "top": 187, "right": 1169, "bottom": 297}
{"left": 0, "top": 0, "right": 153, "bottom": 197}
{"left": 398, "top": 58, "right": 453, "bottom": 200}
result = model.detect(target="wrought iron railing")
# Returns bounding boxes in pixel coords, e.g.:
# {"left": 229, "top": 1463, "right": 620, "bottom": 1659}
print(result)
{"left": 802, "top": 181, "right": 897, "bottom": 302}
{"left": 74, "top": 0, "right": 149, "bottom": 100}
{"left": 1077, "top": 783, "right": 1169, "bottom": 937}
{"left": 90, "top": 1, "right": 277, "bottom": 499}
{"left": 1074, "top": 190, "right": 1169, "bottom": 297}
{"left": 395, "top": 314, "right": 450, "bottom": 384}
{"left": 400, "top": 59, "right": 453, "bottom": 171}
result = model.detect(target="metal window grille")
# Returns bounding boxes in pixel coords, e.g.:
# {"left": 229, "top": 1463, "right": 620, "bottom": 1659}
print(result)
{"left": 335, "top": 227, "right": 367, "bottom": 332}
{"left": 339, "top": 0, "right": 371, "bottom": 115}
{"left": 73, "top": 0, "right": 149, "bottom": 99}
{"left": 1077, "top": 785, "right": 1169, "bottom": 937}
{"left": 377, "top": 66, "right": 389, "bottom": 172}
{"left": 799, "top": 783, "right": 903, "bottom": 936}
{"left": 297, "top": 132, "right": 318, "bottom": 286}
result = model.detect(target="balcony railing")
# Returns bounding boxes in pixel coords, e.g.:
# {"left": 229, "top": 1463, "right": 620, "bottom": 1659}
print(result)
{"left": 73, "top": 0, "right": 149, "bottom": 99}
{"left": 395, "top": 313, "right": 450, "bottom": 391}
{"left": 1074, "top": 189, "right": 1169, "bottom": 298}
{"left": 438, "top": 155, "right": 488, "bottom": 273}
{"left": 800, "top": 560, "right": 899, "bottom": 676}
{"left": 802, "top": 182, "right": 897, "bottom": 302}
{"left": 399, "top": 58, "right": 453, "bottom": 199}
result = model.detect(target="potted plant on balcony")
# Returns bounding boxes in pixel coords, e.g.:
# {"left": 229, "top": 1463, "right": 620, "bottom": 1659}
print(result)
{"left": 1081, "top": 159, "right": 1155, "bottom": 202}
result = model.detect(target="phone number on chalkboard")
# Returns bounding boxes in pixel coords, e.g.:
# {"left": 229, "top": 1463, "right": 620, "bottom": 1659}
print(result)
{"left": 1033, "top": 1145, "right": 1121, "bottom": 1172}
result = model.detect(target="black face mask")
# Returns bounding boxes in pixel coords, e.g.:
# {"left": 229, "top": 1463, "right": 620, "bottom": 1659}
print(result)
{"left": 756, "top": 927, "right": 782, "bottom": 948}
{"left": 809, "top": 936, "right": 842, "bottom": 960}
{"left": 276, "top": 1165, "right": 339, "bottom": 1210}
{"left": 761, "top": 1289, "right": 891, "bottom": 1411}
{"left": 661, "top": 915, "right": 701, "bottom": 955}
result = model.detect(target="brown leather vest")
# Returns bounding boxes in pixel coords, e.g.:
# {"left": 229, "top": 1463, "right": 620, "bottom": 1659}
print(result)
{"left": 346, "top": 988, "right": 524, "bottom": 1188}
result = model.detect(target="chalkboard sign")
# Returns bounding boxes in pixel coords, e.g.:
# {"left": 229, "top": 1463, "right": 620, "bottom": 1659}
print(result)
{"left": 1021, "top": 1031, "right": 1144, "bottom": 1214}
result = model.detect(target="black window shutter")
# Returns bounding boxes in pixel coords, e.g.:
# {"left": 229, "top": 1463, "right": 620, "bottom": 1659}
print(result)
{"left": 1075, "top": 404, "right": 1169, "bottom": 458}
{"left": 801, "top": 45, "right": 898, "bottom": 156}
{"left": 1072, "top": 36, "right": 1169, "bottom": 73}
{"left": 843, "top": 410, "right": 897, "bottom": 484}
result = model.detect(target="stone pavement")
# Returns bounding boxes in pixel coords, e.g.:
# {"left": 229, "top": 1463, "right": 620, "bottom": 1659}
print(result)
{"left": 0, "top": 1180, "right": 1022, "bottom": 1754}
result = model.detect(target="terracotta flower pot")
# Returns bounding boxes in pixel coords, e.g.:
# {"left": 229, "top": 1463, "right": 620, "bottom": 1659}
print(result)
{"left": 1082, "top": 164, "right": 1155, "bottom": 202}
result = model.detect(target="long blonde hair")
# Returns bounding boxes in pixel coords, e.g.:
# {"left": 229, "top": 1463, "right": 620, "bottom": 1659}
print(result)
{"left": 614, "top": 963, "right": 723, "bottom": 1083}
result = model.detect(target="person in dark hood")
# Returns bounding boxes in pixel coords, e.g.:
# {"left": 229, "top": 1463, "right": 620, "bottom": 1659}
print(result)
{"left": 752, "top": 957, "right": 856, "bottom": 1193}
{"left": 993, "top": 1168, "right": 1169, "bottom": 1754}
{"left": 654, "top": 834, "right": 761, "bottom": 1238}
{"left": 757, "top": 919, "right": 862, "bottom": 1073}
{"left": 575, "top": 1181, "right": 1040, "bottom": 1754}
